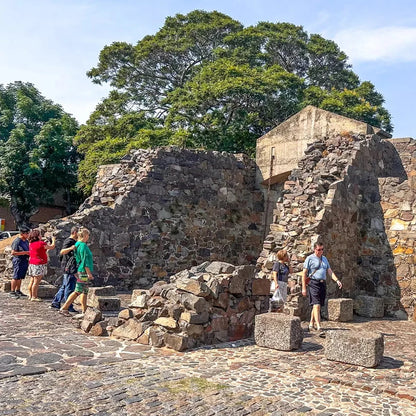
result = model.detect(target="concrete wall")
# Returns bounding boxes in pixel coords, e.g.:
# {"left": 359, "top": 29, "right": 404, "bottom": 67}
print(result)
{"left": 256, "top": 105, "right": 388, "bottom": 186}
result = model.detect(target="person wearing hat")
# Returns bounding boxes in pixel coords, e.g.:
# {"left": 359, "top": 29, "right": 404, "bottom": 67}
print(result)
{"left": 10, "top": 227, "right": 30, "bottom": 298}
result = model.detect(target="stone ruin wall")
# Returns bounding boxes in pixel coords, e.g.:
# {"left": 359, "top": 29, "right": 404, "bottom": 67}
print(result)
{"left": 45, "top": 147, "right": 265, "bottom": 290}
{"left": 378, "top": 138, "right": 416, "bottom": 317}
{"left": 257, "top": 132, "right": 412, "bottom": 317}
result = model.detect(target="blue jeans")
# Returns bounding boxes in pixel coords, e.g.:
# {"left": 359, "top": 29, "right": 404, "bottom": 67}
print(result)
{"left": 51, "top": 274, "right": 76, "bottom": 309}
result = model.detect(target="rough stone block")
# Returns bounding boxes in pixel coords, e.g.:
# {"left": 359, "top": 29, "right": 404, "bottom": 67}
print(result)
{"left": 21, "top": 279, "right": 56, "bottom": 298}
{"left": 205, "top": 261, "right": 235, "bottom": 274}
{"left": 80, "top": 320, "right": 93, "bottom": 333}
{"left": 254, "top": 313, "right": 303, "bottom": 351}
{"left": 325, "top": 330, "right": 384, "bottom": 367}
{"left": 252, "top": 278, "right": 271, "bottom": 296}
{"left": 83, "top": 307, "right": 103, "bottom": 325}
{"left": 88, "top": 286, "right": 116, "bottom": 297}
{"left": 164, "top": 333, "right": 188, "bottom": 351}
{"left": 90, "top": 296, "right": 121, "bottom": 311}
{"left": 175, "top": 278, "right": 210, "bottom": 297}
{"left": 149, "top": 327, "right": 166, "bottom": 347}
{"left": 0, "top": 280, "right": 11, "bottom": 292}
{"left": 180, "top": 311, "right": 209, "bottom": 324}
{"left": 90, "top": 321, "right": 108, "bottom": 336}
{"left": 112, "top": 319, "right": 152, "bottom": 340}
{"left": 118, "top": 308, "right": 133, "bottom": 320}
{"left": 354, "top": 295, "right": 384, "bottom": 318}
{"left": 154, "top": 317, "right": 178, "bottom": 329}
{"left": 328, "top": 298, "right": 353, "bottom": 322}
{"left": 130, "top": 290, "right": 149, "bottom": 308}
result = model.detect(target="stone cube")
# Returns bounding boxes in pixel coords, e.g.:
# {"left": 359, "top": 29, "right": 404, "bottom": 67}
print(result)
{"left": 354, "top": 295, "right": 384, "bottom": 318}
{"left": 328, "top": 298, "right": 353, "bottom": 322}
{"left": 90, "top": 296, "right": 121, "bottom": 311}
{"left": 254, "top": 313, "right": 303, "bottom": 351}
{"left": 325, "top": 330, "right": 384, "bottom": 368}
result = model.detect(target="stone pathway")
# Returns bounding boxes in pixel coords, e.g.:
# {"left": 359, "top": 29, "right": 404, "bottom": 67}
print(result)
{"left": 0, "top": 292, "right": 415, "bottom": 415}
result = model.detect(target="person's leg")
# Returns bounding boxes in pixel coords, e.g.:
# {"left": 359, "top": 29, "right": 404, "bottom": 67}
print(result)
{"left": 10, "top": 278, "right": 18, "bottom": 292}
{"left": 15, "top": 262, "right": 28, "bottom": 296}
{"left": 61, "top": 291, "right": 79, "bottom": 311}
{"left": 313, "top": 304, "right": 321, "bottom": 330}
{"left": 64, "top": 274, "right": 77, "bottom": 312}
{"left": 31, "top": 275, "right": 43, "bottom": 300}
{"left": 51, "top": 275, "right": 67, "bottom": 308}
{"left": 28, "top": 276, "right": 34, "bottom": 299}
{"left": 80, "top": 292, "right": 87, "bottom": 313}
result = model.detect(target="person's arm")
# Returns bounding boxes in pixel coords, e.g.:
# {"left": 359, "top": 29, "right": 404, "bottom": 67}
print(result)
{"left": 272, "top": 270, "right": 279, "bottom": 288}
{"left": 327, "top": 268, "right": 342, "bottom": 289}
{"left": 302, "top": 268, "right": 308, "bottom": 296}
{"left": 45, "top": 237, "right": 56, "bottom": 250}
{"left": 11, "top": 240, "right": 29, "bottom": 256}
{"left": 60, "top": 245, "right": 75, "bottom": 256}
{"left": 84, "top": 266, "right": 94, "bottom": 280}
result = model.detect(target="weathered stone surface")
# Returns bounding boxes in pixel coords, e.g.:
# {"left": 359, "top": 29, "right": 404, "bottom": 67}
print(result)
{"left": 149, "top": 327, "right": 166, "bottom": 347}
{"left": 88, "top": 286, "right": 116, "bottom": 297}
{"left": 180, "top": 311, "right": 209, "bottom": 324}
{"left": 164, "top": 333, "right": 188, "bottom": 351}
{"left": 327, "top": 298, "right": 353, "bottom": 322}
{"left": 0, "top": 280, "right": 11, "bottom": 292}
{"left": 83, "top": 307, "right": 103, "bottom": 325}
{"left": 118, "top": 308, "right": 133, "bottom": 320}
{"left": 354, "top": 295, "right": 384, "bottom": 318}
{"left": 325, "top": 330, "right": 384, "bottom": 367}
{"left": 90, "top": 296, "right": 121, "bottom": 311}
{"left": 154, "top": 317, "right": 178, "bottom": 329}
{"left": 254, "top": 313, "right": 303, "bottom": 351}
{"left": 179, "top": 292, "right": 209, "bottom": 314}
{"left": 252, "top": 278, "right": 271, "bottom": 296}
{"left": 175, "top": 278, "right": 210, "bottom": 297}
{"left": 21, "top": 279, "right": 56, "bottom": 298}
{"left": 130, "top": 290, "right": 149, "bottom": 308}
{"left": 89, "top": 321, "right": 108, "bottom": 336}
{"left": 112, "top": 319, "right": 151, "bottom": 341}
{"left": 205, "top": 261, "right": 235, "bottom": 275}
{"left": 80, "top": 320, "right": 93, "bottom": 333}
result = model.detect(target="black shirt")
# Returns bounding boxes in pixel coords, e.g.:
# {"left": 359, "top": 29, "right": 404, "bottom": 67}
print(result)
{"left": 61, "top": 237, "right": 77, "bottom": 274}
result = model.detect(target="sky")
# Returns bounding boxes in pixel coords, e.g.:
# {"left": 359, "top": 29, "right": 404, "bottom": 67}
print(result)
{"left": 0, "top": 0, "right": 415, "bottom": 138}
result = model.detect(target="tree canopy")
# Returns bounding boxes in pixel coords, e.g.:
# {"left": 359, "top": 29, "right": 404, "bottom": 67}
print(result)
{"left": 0, "top": 82, "right": 79, "bottom": 227}
{"left": 77, "top": 9, "right": 392, "bottom": 193}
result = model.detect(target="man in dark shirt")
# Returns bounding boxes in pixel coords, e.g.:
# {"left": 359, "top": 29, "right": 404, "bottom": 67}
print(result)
{"left": 49, "top": 226, "right": 79, "bottom": 312}
{"left": 10, "top": 227, "right": 30, "bottom": 298}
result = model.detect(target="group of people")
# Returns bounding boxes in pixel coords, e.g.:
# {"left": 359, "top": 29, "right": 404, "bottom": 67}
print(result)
{"left": 272, "top": 241, "right": 342, "bottom": 334}
{"left": 10, "top": 226, "right": 94, "bottom": 317}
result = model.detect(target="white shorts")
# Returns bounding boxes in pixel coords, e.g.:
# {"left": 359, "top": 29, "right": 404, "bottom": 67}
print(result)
{"left": 28, "top": 264, "right": 47, "bottom": 277}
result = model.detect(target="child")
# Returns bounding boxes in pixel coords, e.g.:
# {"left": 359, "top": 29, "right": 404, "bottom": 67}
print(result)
{"left": 59, "top": 228, "right": 94, "bottom": 316}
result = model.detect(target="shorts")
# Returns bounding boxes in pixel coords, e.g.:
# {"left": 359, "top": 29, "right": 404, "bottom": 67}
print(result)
{"left": 75, "top": 282, "right": 89, "bottom": 294}
{"left": 75, "top": 273, "right": 89, "bottom": 294}
{"left": 12, "top": 259, "right": 28, "bottom": 280}
{"left": 28, "top": 264, "right": 47, "bottom": 277}
{"left": 308, "top": 279, "right": 326, "bottom": 306}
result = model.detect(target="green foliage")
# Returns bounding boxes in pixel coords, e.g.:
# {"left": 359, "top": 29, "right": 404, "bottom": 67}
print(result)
{"left": 0, "top": 82, "right": 79, "bottom": 226}
{"left": 78, "top": 10, "right": 392, "bottom": 193}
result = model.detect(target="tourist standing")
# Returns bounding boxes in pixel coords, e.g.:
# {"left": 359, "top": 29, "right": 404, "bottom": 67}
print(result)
{"left": 27, "top": 229, "right": 56, "bottom": 301}
{"left": 50, "top": 226, "right": 79, "bottom": 312}
{"left": 60, "top": 228, "right": 94, "bottom": 317}
{"left": 271, "top": 249, "right": 292, "bottom": 305}
{"left": 302, "top": 241, "right": 342, "bottom": 333}
{"left": 9, "top": 227, "right": 30, "bottom": 298}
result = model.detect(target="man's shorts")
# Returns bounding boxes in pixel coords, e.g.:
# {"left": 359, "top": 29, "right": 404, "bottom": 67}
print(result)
{"left": 308, "top": 279, "right": 326, "bottom": 306}
{"left": 75, "top": 273, "right": 89, "bottom": 294}
{"left": 12, "top": 259, "right": 28, "bottom": 280}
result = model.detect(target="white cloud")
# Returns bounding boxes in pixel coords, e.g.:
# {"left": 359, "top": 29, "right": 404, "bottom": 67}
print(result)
{"left": 334, "top": 26, "right": 416, "bottom": 63}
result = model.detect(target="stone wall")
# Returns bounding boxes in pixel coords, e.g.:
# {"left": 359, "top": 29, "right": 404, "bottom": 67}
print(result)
{"left": 257, "top": 132, "right": 408, "bottom": 316}
{"left": 378, "top": 138, "right": 416, "bottom": 317}
{"left": 109, "top": 261, "right": 270, "bottom": 351}
{"left": 45, "top": 147, "right": 264, "bottom": 290}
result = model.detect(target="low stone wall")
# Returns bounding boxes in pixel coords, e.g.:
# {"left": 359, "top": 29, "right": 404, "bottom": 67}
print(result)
{"left": 44, "top": 147, "right": 264, "bottom": 290}
{"left": 108, "top": 261, "right": 270, "bottom": 351}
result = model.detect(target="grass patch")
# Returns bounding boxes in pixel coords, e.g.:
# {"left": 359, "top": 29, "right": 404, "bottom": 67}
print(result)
{"left": 162, "top": 377, "right": 228, "bottom": 394}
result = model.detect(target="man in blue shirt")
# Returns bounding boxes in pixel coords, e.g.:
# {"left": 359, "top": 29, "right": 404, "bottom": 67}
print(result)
{"left": 10, "top": 227, "right": 30, "bottom": 298}
{"left": 302, "top": 241, "right": 342, "bottom": 333}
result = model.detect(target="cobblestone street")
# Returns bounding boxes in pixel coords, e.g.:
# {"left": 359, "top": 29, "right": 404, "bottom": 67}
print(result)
{"left": 0, "top": 292, "right": 415, "bottom": 416}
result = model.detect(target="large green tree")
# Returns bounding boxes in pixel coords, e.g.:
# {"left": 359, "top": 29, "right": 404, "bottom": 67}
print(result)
{"left": 0, "top": 82, "right": 79, "bottom": 227}
{"left": 77, "top": 10, "right": 392, "bottom": 193}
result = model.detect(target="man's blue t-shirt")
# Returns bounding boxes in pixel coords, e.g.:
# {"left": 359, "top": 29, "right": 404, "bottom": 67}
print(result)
{"left": 11, "top": 237, "right": 29, "bottom": 264}
{"left": 303, "top": 254, "right": 330, "bottom": 281}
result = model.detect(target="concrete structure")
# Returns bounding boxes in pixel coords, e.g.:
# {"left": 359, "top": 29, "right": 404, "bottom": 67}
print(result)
{"left": 256, "top": 105, "right": 390, "bottom": 186}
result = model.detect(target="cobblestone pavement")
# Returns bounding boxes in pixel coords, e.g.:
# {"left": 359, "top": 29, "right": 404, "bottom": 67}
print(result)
{"left": 0, "top": 291, "right": 415, "bottom": 416}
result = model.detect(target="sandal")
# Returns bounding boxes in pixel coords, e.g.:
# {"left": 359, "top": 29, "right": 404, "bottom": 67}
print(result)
{"left": 59, "top": 309, "right": 71, "bottom": 317}
{"left": 308, "top": 325, "right": 314, "bottom": 332}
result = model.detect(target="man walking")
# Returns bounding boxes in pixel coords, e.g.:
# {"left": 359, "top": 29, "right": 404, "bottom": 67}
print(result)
{"left": 302, "top": 241, "right": 342, "bottom": 334}
{"left": 50, "top": 226, "right": 79, "bottom": 312}
{"left": 10, "top": 227, "right": 30, "bottom": 298}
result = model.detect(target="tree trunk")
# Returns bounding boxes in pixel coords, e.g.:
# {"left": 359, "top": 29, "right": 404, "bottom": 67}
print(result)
{"left": 9, "top": 197, "right": 36, "bottom": 229}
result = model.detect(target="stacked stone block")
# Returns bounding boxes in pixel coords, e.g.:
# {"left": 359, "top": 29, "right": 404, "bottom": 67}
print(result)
{"left": 108, "top": 261, "right": 270, "bottom": 351}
